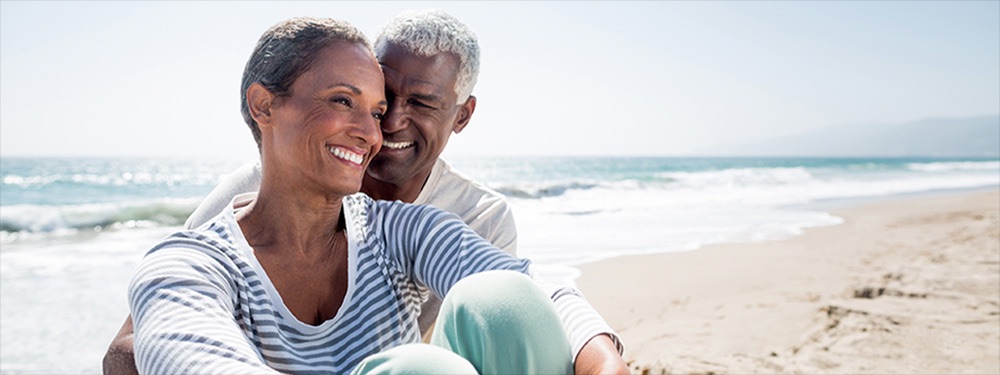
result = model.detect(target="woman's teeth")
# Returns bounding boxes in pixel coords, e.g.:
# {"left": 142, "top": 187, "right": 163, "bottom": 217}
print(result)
{"left": 330, "top": 147, "right": 363, "bottom": 164}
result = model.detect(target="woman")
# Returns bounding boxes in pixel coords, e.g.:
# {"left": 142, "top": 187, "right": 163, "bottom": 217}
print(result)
{"left": 129, "top": 17, "right": 625, "bottom": 374}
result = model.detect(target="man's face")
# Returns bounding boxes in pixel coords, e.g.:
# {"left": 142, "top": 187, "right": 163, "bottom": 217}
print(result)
{"left": 366, "top": 42, "right": 472, "bottom": 187}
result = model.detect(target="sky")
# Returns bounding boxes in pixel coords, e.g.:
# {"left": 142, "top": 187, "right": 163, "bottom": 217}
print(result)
{"left": 1, "top": 1, "right": 998, "bottom": 159}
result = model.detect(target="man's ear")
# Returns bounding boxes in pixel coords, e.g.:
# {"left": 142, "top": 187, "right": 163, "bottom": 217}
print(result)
{"left": 452, "top": 95, "right": 477, "bottom": 134}
{"left": 247, "top": 83, "right": 276, "bottom": 128}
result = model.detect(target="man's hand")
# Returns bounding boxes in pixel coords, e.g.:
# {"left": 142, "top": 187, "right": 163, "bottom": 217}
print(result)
{"left": 103, "top": 315, "right": 139, "bottom": 375}
{"left": 574, "top": 334, "right": 629, "bottom": 375}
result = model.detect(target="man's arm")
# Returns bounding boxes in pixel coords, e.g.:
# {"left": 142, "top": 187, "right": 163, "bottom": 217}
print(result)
{"left": 102, "top": 316, "right": 138, "bottom": 375}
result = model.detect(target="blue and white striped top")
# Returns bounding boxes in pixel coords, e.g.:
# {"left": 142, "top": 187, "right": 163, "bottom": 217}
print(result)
{"left": 129, "top": 193, "right": 621, "bottom": 374}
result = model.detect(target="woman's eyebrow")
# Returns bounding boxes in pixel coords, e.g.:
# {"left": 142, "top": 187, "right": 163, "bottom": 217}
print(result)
{"left": 326, "top": 83, "right": 362, "bottom": 95}
{"left": 322, "top": 84, "right": 386, "bottom": 107}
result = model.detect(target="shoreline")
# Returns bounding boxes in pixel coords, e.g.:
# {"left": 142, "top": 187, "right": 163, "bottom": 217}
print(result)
{"left": 784, "top": 184, "right": 1000, "bottom": 212}
{"left": 577, "top": 189, "right": 1000, "bottom": 374}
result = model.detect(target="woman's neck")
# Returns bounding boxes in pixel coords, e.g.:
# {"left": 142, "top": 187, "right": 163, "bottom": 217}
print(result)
{"left": 237, "top": 181, "right": 346, "bottom": 258}
{"left": 237, "top": 183, "right": 353, "bottom": 326}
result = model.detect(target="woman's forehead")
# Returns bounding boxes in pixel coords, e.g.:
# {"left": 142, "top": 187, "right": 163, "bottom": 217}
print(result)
{"left": 298, "top": 42, "right": 383, "bottom": 88}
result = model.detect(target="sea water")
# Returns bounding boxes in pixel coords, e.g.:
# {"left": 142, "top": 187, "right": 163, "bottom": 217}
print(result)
{"left": 2, "top": 156, "right": 998, "bottom": 373}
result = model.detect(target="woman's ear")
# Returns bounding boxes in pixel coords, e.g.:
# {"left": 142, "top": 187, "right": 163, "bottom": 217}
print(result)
{"left": 247, "top": 83, "right": 276, "bottom": 127}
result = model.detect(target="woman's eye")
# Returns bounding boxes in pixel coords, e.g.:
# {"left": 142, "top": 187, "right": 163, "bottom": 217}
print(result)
{"left": 372, "top": 111, "right": 384, "bottom": 121}
{"left": 330, "top": 97, "right": 352, "bottom": 107}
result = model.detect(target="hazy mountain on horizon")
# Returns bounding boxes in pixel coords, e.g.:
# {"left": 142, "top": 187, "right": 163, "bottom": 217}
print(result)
{"left": 701, "top": 115, "right": 1000, "bottom": 157}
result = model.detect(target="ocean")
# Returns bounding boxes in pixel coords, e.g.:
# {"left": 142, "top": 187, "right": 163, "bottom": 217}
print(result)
{"left": 1, "top": 156, "right": 998, "bottom": 373}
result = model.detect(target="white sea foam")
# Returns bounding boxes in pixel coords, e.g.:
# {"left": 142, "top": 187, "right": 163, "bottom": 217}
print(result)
{"left": 906, "top": 161, "right": 1000, "bottom": 172}
{"left": 1, "top": 226, "right": 171, "bottom": 374}
{"left": 507, "top": 161, "right": 999, "bottom": 266}
{"left": 659, "top": 167, "right": 816, "bottom": 188}
{"left": 0, "top": 198, "right": 201, "bottom": 241}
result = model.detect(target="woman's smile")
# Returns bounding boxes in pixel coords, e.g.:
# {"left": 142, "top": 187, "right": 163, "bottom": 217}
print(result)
{"left": 329, "top": 146, "right": 365, "bottom": 166}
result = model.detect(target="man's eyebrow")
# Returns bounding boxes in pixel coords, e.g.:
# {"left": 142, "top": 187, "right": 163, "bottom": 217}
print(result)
{"left": 410, "top": 92, "right": 443, "bottom": 103}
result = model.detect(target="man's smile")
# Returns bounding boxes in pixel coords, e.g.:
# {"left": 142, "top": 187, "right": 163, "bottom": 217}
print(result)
{"left": 382, "top": 140, "right": 414, "bottom": 150}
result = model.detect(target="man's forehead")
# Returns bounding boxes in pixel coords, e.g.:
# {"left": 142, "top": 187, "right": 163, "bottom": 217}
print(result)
{"left": 379, "top": 57, "right": 458, "bottom": 99}
{"left": 378, "top": 41, "right": 459, "bottom": 64}
{"left": 381, "top": 64, "right": 442, "bottom": 89}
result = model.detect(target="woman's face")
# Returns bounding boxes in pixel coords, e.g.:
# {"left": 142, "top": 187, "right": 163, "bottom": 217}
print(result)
{"left": 265, "top": 41, "right": 387, "bottom": 197}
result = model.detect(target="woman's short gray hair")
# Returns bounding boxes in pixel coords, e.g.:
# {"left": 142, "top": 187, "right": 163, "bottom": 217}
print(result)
{"left": 241, "top": 17, "right": 370, "bottom": 150}
{"left": 374, "top": 9, "right": 480, "bottom": 103}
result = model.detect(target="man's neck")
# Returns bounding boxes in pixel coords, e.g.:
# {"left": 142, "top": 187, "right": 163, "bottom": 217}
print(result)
{"left": 361, "top": 168, "right": 433, "bottom": 203}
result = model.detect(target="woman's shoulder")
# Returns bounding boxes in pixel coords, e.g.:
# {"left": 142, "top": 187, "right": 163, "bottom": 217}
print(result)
{"left": 145, "top": 217, "right": 248, "bottom": 270}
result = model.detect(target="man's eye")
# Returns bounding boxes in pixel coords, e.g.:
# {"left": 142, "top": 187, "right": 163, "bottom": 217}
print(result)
{"left": 408, "top": 99, "right": 432, "bottom": 109}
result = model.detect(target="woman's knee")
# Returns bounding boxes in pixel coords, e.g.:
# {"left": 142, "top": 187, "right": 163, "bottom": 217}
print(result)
{"left": 432, "top": 270, "right": 573, "bottom": 374}
{"left": 351, "top": 343, "right": 476, "bottom": 375}
{"left": 442, "top": 270, "right": 547, "bottom": 312}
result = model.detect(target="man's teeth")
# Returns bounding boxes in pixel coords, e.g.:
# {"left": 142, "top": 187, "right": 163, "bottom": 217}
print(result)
{"left": 382, "top": 140, "right": 413, "bottom": 149}
{"left": 330, "top": 147, "right": 363, "bottom": 164}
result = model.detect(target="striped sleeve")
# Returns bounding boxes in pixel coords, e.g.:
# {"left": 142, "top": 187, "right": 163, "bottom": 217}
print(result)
{"left": 128, "top": 236, "right": 276, "bottom": 375}
{"left": 381, "top": 203, "right": 624, "bottom": 360}
{"left": 531, "top": 274, "right": 625, "bottom": 357}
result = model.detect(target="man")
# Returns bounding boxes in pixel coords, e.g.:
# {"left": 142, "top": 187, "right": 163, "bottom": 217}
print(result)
{"left": 104, "top": 9, "right": 626, "bottom": 374}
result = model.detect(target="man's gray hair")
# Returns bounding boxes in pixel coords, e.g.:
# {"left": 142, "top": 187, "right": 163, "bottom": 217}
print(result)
{"left": 374, "top": 9, "right": 480, "bottom": 103}
{"left": 241, "top": 17, "right": 370, "bottom": 150}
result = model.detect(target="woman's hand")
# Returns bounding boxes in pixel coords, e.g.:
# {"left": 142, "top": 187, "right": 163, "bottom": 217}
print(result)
{"left": 574, "top": 334, "right": 630, "bottom": 375}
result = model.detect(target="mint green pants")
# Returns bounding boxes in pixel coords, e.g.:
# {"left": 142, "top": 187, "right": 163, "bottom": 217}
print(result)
{"left": 352, "top": 270, "right": 573, "bottom": 374}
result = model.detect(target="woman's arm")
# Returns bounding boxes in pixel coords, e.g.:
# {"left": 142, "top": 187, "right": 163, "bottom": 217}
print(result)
{"left": 129, "top": 241, "right": 274, "bottom": 374}
{"left": 105, "top": 162, "right": 263, "bottom": 374}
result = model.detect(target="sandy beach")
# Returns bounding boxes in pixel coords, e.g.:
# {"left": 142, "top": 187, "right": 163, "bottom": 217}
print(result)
{"left": 577, "top": 190, "right": 1000, "bottom": 374}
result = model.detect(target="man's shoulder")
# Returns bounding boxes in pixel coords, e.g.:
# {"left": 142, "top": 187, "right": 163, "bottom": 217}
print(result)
{"left": 421, "top": 159, "right": 510, "bottom": 211}
{"left": 420, "top": 159, "right": 518, "bottom": 253}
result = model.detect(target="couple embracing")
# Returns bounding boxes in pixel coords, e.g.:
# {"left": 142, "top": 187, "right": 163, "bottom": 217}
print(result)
{"left": 105, "top": 9, "right": 628, "bottom": 375}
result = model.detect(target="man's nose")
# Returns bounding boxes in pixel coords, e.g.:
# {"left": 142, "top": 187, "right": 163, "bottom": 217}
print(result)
{"left": 381, "top": 101, "right": 407, "bottom": 133}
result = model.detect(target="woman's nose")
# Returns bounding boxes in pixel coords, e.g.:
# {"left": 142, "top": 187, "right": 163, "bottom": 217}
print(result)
{"left": 351, "top": 110, "right": 382, "bottom": 146}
